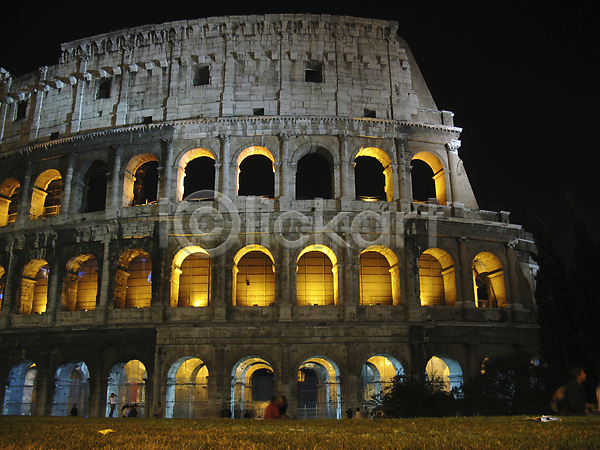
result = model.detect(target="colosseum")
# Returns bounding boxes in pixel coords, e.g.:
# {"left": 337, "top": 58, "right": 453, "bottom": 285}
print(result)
{"left": 0, "top": 14, "right": 538, "bottom": 419}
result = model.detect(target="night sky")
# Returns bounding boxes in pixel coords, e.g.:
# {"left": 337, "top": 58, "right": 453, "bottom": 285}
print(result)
{"left": 2, "top": 1, "right": 598, "bottom": 260}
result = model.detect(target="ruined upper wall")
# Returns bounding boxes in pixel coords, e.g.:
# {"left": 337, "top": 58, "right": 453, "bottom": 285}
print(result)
{"left": 0, "top": 14, "right": 448, "bottom": 152}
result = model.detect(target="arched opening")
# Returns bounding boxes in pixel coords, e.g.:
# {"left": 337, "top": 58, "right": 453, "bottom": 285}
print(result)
{"left": 425, "top": 355, "right": 463, "bottom": 392}
{"left": 231, "top": 357, "right": 275, "bottom": 419}
{"left": 237, "top": 146, "right": 275, "bottom": 198}
{"left": 0, "top": 265, "right": 5, "bottom": 311}
{"left": 0, "top": 178, "right": 20, "bottom": 226}
{"left": 296, "top": 153, "right": 333, "bottom": 200}
{"left": 418, "top": 249, "right": 457, "bottom": 306}
{"left": 296, "top": 245, "right": 338, "bottom": 306}
{"left": 123, "top": 154, "right": 159, "bottom": 207}
{"left": 361, "top": 355, "right": 404, "bottom": 403}
{"left": 354, "top": 148, "right": 393, "bottom": 202}
{"left": 82, "top": 161, "right": 109, "bottom": 213}
{"left": 19, "top": 259, "right": 49, "bottom": 314}
{"left": 171, "top": 247, "right": 211, "bottom": 307}
{"left": 359, "top": 247, "right": 401, "bottom": 305}
{"left": 177, "top": 149, "right": 216, "bottom": 201}
{"left": 30, "top": 169, "right": 62, "bottom": 219}
{"left": 297, "top": 357, "right": 341, "bottom": 419}
{"left": 232, "top": 245, "right": 275, "bottom": 307}
{"left": 114, "top": 250, "right": 152, "bottom": 309}
{"left": 51, "top": 361, "right": 89, "bottom": 417}
{"left": 473, "top": 252, "right": 507, "bottom": 308}
{"left": 106, "top": 360, "right": 147, "bottom": 417}
{"left": 3, "top": 360, "right": 37, "bottom": 415}
{"left": 165, "top": 357, "right": 209, "bottom": 418}
{"left": 411, "top": 152, "right": 446, "bottom": 205}
{"left": 62, "top": 255, "right": 99, "bottom": 311}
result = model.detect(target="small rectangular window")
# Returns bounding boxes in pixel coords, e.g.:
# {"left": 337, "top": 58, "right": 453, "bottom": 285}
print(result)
{"left": 364, "top": 109, "right": 376, "bottom": 118}
{"left": 50, "top": 132, "right": 59, "bottom": 140}
{"left": 142, "top": 116, "right": 152, "bottom": 125}
{"left": 97, "top": 79, "right": 111, "bottom": 99}
{"left": 15, "top": 100, "right": 27, "bottom": 121}
{"left": 305, "top": 62, "right": 323, "bottom": 83}
{"left": 253, "top": 108, "right": 265, "bottom": 116}
{"left": 193, "top": 65, "right": 210, "bottom": 86}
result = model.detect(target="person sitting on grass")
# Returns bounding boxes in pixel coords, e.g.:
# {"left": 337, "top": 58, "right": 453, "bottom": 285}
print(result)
{"left": 264, "top": 396, "right": 281, "bottom": 419}
{"left": 128, "top": 403, "right": 138, "bottom": 418}
{"left": 560, "top": 367, "right": 594, "bottom": 415}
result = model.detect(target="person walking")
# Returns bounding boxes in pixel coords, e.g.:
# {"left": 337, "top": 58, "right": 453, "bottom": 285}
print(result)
{"left": 264, "top": 396, "right": 281, "bottom": 419}
{"left": 108, "top": 393, "right": 117, "bottom": 418}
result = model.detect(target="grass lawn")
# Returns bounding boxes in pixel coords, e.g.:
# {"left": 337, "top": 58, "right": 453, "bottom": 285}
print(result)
{"left": 0, "top": 416, "right": 599, "bottom": 450}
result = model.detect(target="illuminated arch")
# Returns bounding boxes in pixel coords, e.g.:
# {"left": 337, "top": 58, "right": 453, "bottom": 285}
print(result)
{"left": 106, "top": 360, "right": 147, "bottom": 417}
{"left": 3, "top": 360, "right": 37, "bottom": 415}
{"left": 418, "top": 248, "right": 457, "bottom": 306}
{"left": 122, "top": 153, "right": 159, "bottom": 207}
{"left": 62, "top": 254, "right": 99, "bottom": 311}
{"left": 176, "top": 148, "right": 216, "bottom": 201}
{"left": 359, "top": 246, "right": 401, "bottom": 305}
{"left": 473, "top": 252, "right": 507, "bottom": 308}
{"left": 297, "top": 356, "right": 341, "bottom": 419}
{"left": 165, "top": 357, "right": 209, "bottom": 418}
{"left": 171, "top": 246, "right": 211, "bottom": 307}
{"left": 361, "top": 354, "right": 404, "bottom": 402}
{"left": 231, "top": 356, "right": 275, "bottom": 419}
{"left": 51, "top": 361, "right": 89, "bottom": 417}
{"left": 355, "top": 147, "right": 394, "bottom": 202}
{"left": 236, "top": 146, "right": 275, "bottom": 198}
{"left": 0, "top": 178, "right": 20, "bottom": 226}
{"left": 114, "top": 249, "right": 152, "bottom": 309}
{"left": 297, "top": 245, "right": 338, "bottom": 306}
{"left": 232, "top": 245, "right": 275, "bottom": 307}
{"left": 411, "top": 151, "right": 446, "bottom": 205}
{"left": 30, "top": 169, "right": 62, "bottom": 219}
{"left": 19, "top": 259, "right": 49, "bottom": 314}
{"left": 425, "top": 355, "right": 463, "bottom": 392}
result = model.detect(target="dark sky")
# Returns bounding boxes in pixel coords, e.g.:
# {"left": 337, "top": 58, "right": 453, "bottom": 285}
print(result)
{"left": 2, "top": 1, "right": 598, "bottom": 260}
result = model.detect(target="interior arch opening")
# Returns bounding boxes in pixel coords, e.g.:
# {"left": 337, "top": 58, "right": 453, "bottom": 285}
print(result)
{"left": 0, "top": 178, "right": 20, "bottom": 226}
{"left": 165, "top": 357, "right": 209, "bottom": 418}
{"left": 51, "top": 361, "right": 89, "bottom": 417}
{"left": 411, "top": 152, "right": 446, "bottom": 205}
{"left": 3, "top": 360, "right": 37, "bottom": 416}
{"left": 171, "top": 247, "right": 211, "bottom": 307}
{"left": 297, "top": 357, "right": 341, "bottom": 419}
{"left": 296, "top": 153, "right": 333, "bottom": 200}
{"left": 359, "top": 247, "right": 401, "bottom": 306}
{"left": 83, "top": 161, "right": 108, "bottom": 213}
{"left": 418, "top": 249, "right": 457, "bottom": 306}
{"left": 232, "top": 246, "right": 275, "bottom": 307}
{"left": 361, "top": 355, "right": 404, "bottom": 403}
{"left": 106, "top": 360, "right": 147, "bottom": 417}
{"left": 182, "top": 155, "right": 215, "bottom": 201}
{"left": 354, "top": 156, "right": 386, "bottom": 201}
{"left": 30, "top": 169, "right": 62, "bottom": 219}
{"left": 473, "top": 252, "right": 507, "bottom": 308}
{"left": 19, "top": 259, "right": 49, "bottom": 314}
{"left": 237, "top": 147, "right": 275, "bottom": 198}
{"left": 114, "top": 250, "right": 152, "bottom": 309}
{"left": 62, "top": 255, "right": 99, "bottom": 311}
{"left": 231, "top": 357, "right": 275, "bottom": 419}
{"left": 425, "top": 355, "right": 463, "bottom": 393}
{"left": 296, "top": 245, "right": 338, "bottom": 306}
{"left": 123, "top": 154, "right": 159, "bottom": 207}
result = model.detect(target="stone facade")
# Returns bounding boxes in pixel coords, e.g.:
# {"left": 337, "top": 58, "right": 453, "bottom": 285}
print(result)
{"left": 0, "top": 14, "right": 538, "bottom": 419}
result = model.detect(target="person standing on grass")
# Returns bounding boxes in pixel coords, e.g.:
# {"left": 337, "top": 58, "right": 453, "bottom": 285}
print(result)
{"left": 108, "top": 393, "right": 117, "bottom": 418}
{"left": 153, "top": 401, "right": 163, "bottom": 418}
{"left": 354, "top": 407, "right": 362, "bottom": 419}
{"left": 278, "top": 396, "right": 288, "bottom": 418}
{"left": 69, "top": 404, "right": 78, "bottom": 417}
{"left": 561, "top": 367, "right": 594, "bottom": 415}
{"left": 264, "top": 396, "right": 281, "bottom": 419}
{"left": 346, "top": 407, "right": 353, "bottom": 419}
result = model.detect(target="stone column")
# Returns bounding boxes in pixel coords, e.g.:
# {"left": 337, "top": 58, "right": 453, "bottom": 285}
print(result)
{"left": 109, "top": 145, "right": 123, "bottom": 217}
{"left": 395, "top": 137, "right": 412, "bottom": 212}
{"left": 458, "top": 237, "right": 476, "bottom": 308}
{"left": 94, "top": 237, "right": 112, "bottom": 324}
{"left": 446, "top": 140, "right": 461, "bottom": 205}
{"left": 219, "top": 135, "right": 232, "bottom": 199}
{"left": 505, "top": 242, "right": 523, "bottom": 311}
{"left": 279, "top": 134, "right": 291, "bottom": 201}
{"left": 338, "top": 133, "right": 353, "bottom": 204}
{"left": 0, "top": 238, "right": 15, "bottom": 325}
{"left": 44, "top": 253, "right": 61, "bottom": 324}
{"left": 16, "top": 162, "right": 33, "bottom": 227}
{"left": 59, "top": 153, "right": 76, "bottom": 219}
